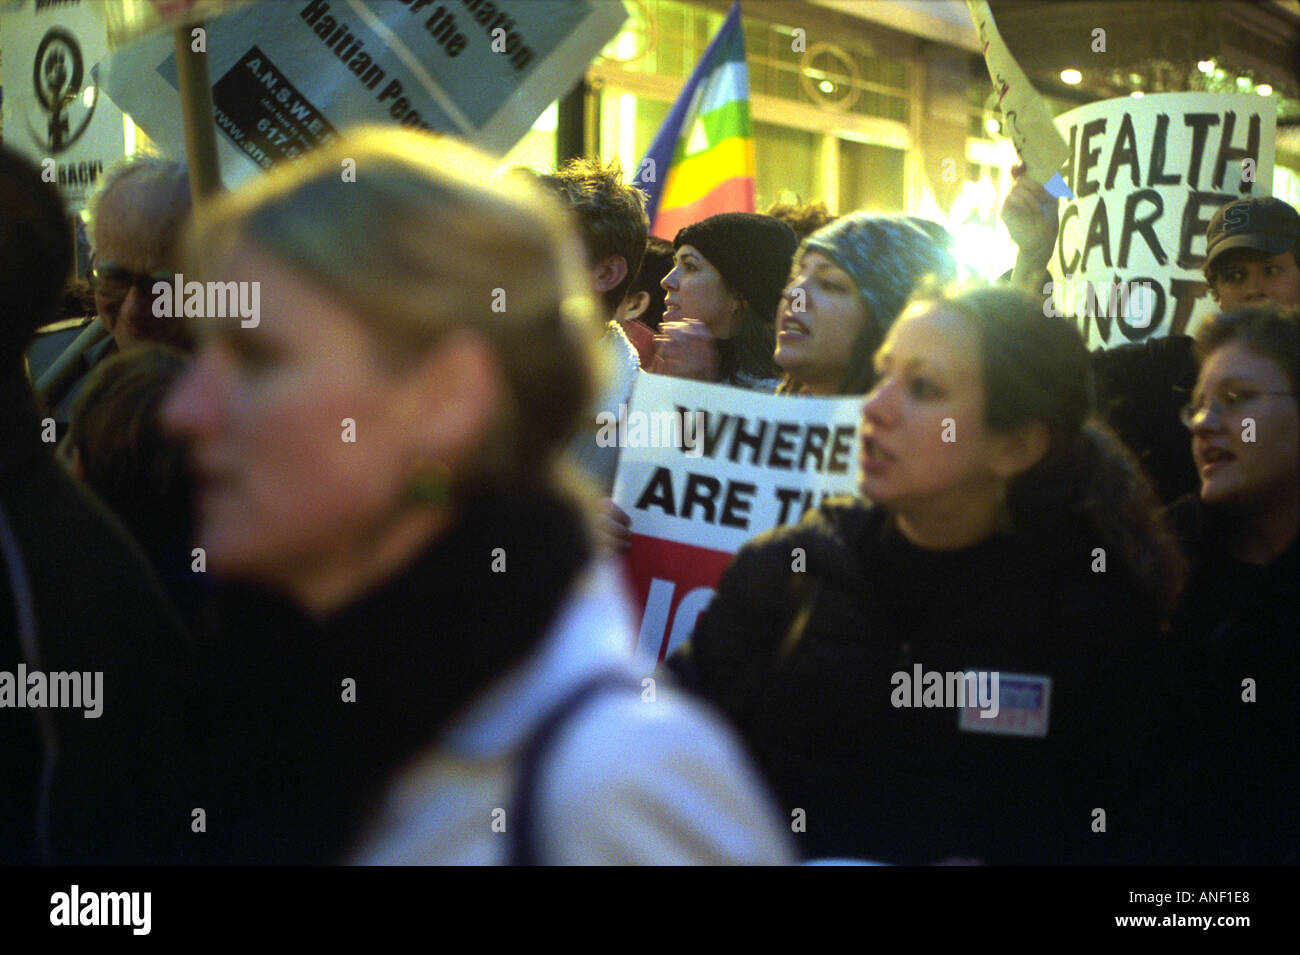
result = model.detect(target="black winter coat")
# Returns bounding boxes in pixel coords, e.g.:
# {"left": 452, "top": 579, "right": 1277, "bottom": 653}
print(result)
{"left": 668, "top": 498, "right": 1163, "bottom": 865}
{"left": 1, "top": 377, "right": 193, "bottom": 865}
{"left": 1153, "top": 496, "right": 1299, "bottom": 864}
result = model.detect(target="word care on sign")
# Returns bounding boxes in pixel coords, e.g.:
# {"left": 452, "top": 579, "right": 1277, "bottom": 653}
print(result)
{"left": 1047, "top": 92, "right": 1276, "bottom": 350}
{"left": 96, "top": 0, "right": 626, "bottom": 188}
{"left": 611, "top": 373, "right": 862, "bottom": 665}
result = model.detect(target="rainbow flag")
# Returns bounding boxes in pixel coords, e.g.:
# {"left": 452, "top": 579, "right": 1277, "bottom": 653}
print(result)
{"left": 635, "top": 1, "right": 755, "bottom": 239}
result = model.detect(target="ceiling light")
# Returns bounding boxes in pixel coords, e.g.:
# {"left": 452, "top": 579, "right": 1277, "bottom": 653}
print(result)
{"left": 1060, "top": 69, "right": 1082, "bottom": 85}
{"left": 1197, "top": 60, "right": 1216, "bottom": 74}
{"left": 1257, "top": 84, "right": 1273, "bottom": 96}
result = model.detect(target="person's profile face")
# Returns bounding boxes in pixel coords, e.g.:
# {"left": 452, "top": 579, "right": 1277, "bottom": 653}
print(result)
{"left": 660, "top": 244, "right": 740, "bottom": 338}
{"left": 160, "top": 247, "right": 424, "bottom": 592}
{"left": 775, "top": 251, "right": 870, "bottom": 394}
{"left": 1211, "top": 248, "right": 1300, "bottom": 311}
{"left": 857, "top": 304, "right": 1005, "bottom": 515}
{"left": 1188, "top": 340, "right": 1298, "bottom": 510}
{"left": 91, "top": 185, "right": 193, "bottom": 351}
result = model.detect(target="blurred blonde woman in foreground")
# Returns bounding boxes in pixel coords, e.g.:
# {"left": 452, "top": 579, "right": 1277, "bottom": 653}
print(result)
{"left": 163, "top": 127, "right": 793, "bottom": 865}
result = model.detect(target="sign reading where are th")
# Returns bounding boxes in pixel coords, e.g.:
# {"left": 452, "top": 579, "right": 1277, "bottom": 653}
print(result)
{"left": 611, "top": 373, "right": 862, "bottom": 666}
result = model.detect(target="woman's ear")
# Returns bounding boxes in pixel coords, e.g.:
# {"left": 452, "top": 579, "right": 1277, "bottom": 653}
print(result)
{"left": 992, "top": 420, "right": 1050, "bottom": 481}
{"left": 403, "top": 329, "right": 505, "bottom": 470}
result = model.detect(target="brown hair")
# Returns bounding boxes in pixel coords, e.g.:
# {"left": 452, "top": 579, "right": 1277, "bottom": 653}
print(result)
{"left": 1194, "top": 303, "right": 1300, "bottom": 393}
{"left": 910, "top": 281, "right": 1186, "bottom": 625}
{"left": 764, "top": 199, "right": 837, "bottom": 243}
{"left": 70, "top": 344, "right": 192, "bottom": 555}
{"left": 539, "top": 157, "right": 649, "bottom": 315}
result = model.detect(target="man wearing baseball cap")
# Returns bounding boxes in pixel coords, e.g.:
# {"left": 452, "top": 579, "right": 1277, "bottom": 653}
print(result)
{"left": 1204, "top": 195, "right": 1300, "bottom": 310}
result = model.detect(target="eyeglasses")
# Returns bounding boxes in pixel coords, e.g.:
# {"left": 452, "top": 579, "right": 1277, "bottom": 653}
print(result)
{"left": 1179, "top": 387, "right": 1296, "bottom": 427}
{"left": 91, "top": 261, "right": 173, "bottom": 304}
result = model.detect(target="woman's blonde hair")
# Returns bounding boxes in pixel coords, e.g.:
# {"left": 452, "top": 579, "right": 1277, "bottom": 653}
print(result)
{"left": 184, "top": 126, "right": 606, "bottom": 496}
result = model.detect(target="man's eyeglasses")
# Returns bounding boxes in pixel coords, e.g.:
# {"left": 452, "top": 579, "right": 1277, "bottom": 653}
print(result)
{"left": 91, "top": 262, "right": 173, "bottom": 303}
{"left": 1179, "top": 387, "right": 1296, "bottom": 427}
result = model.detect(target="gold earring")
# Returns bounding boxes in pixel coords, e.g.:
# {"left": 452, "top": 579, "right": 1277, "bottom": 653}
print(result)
{"left": 404, "top": 457, "right": 452, "bottom": 508}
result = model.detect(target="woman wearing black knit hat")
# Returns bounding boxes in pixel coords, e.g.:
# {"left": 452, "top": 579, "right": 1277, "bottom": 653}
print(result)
{"left": 653, "top": 211, "right": 797, "bottom": 390}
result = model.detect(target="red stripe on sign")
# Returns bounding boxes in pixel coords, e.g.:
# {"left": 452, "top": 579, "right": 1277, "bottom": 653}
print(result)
{"left": 622, "top": 534, "right": 736, "bottom": 662}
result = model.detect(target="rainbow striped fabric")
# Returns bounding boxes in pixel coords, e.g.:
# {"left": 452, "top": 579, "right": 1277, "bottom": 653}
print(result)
{"left": 635, "top": 1, "right": 755, "bottom": 239}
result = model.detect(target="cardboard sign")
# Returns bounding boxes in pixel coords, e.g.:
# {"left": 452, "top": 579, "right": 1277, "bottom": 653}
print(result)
{"left": 1047, "top": 93, "right": 1276, "bottom": 350}
{"left": 966, "top": 0, "right": 1071, "bottom": 199}
{"left": 0, "top": 0, "right": 129, "bottom": 211}
{"left": 611, "top": 373, "right": 861, "bottom": 664}
{"left": 95, "top": 0, "right": 627, "bottom": 187}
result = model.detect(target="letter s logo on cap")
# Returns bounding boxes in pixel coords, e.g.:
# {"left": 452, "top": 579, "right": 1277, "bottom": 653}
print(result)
{"left": 1225, "top": 204, "right": 1250, "bottom": 232}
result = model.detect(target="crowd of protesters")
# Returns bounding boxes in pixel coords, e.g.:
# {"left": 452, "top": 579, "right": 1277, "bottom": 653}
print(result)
{"left": 1, "top": 118, "right": 1295, "bottom": 864}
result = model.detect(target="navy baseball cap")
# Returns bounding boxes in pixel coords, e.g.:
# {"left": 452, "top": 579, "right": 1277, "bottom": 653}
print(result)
{"left": 1205, "top": 196, "right": 1300, "bottom": 270}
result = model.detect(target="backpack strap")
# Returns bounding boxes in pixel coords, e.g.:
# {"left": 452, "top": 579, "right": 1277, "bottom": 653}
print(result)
{"left": 508, "top": 669, "right": 640, "bottom": 866}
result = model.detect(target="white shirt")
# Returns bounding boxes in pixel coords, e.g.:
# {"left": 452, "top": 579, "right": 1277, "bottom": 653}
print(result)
{"left": 347, "top": 561, "right": 796, "bottom": 865}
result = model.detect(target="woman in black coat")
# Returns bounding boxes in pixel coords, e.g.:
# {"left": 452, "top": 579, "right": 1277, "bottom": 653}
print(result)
{"left": 669, "top": 283, "right": 1186, "bottom": 864}
{"left": 1158, "top": 304, "right": 1298, "bottom": 864}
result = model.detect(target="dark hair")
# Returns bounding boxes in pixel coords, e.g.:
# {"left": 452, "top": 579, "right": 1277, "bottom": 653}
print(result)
{"left": 764, "top": 200, "right": 838, "bottom": 243}
{"left": 1204, "top": 245, "right": 1300, "bottom": 295}
{"left": 628, "top": 236, "right": 674, "bottom": 331}
{"left": 0, "top": 145, "right": 73, "bottom": 370}
{"left": 1194, "top": 303, "right": 1300, "bottom": 393}
{"left": 538, "top": 157, "right": 649, "bottom": 315}
{"left": 912, "top": 282, "right": 1186, "bottom": 625}
{"left": 69, "top": 344, "right": 192, "bottom": 558}
{"left": 716, "top": 299, "right": 780, "bottom": 385}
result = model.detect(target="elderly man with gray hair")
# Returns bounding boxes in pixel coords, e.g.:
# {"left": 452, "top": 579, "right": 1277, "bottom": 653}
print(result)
{"left": 34, "top": 156, "right": 195, "bottom": 429}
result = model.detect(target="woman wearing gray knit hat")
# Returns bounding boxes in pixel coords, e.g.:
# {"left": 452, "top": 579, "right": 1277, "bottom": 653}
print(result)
{"left": 653, "top": 212, "right": 798, "bottom": 390}
{"left": 776, "top": 213, "right": 957, "bottom": 395}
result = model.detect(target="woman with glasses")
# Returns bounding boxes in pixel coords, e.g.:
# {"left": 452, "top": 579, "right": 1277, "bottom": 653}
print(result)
{"left": 1157, "top": 304, "right": 1299, "bottom": 864}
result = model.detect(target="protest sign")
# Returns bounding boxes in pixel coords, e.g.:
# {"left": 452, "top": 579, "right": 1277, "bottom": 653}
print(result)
{"left": 1047, "top": 92, "right": 1276, "bottom": 350}
{"left": 611, "top": 373, "right": 861, "bottom": 665}
{"left": 1, "top": 0, "right": 128, "bottom": 211}
{"left": 966, "top": 0, "right": 1071, "bottom": 199}
{"left": 95, "top": 0, "right": 627, "bottom": 187}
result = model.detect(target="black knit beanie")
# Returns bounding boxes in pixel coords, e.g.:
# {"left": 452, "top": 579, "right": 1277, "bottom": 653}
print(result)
{"left": 674, "top": 212, "right": 797, "bottom": 323}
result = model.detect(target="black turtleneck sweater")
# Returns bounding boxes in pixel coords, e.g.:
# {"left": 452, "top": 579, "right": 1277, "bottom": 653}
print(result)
{"left": 670, "top": 498, "right": 1161, "bottom": 864}
{"left": 186, "top": 486, "right": 591, "bottom": 865}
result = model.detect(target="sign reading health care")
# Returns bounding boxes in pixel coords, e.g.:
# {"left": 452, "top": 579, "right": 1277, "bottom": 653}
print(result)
{"left": 1047, "top": 93, "right": 1276, "bottom": 350}
{"left": 97, "top": 0, "right": 626, "bottom": 188}
{"left": 612, "top": 373, "right": 861, "bottom": 665}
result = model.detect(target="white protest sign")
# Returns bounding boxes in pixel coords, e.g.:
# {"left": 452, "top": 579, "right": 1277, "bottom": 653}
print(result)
{"left": 611, "top": 372, "right": 861, "bottom": 665}
{"left": 1, "top": 0, "right": 128, "bottom": 211}
{"left": 966, "top": 0, "right": 1071, "bottom": 199}
{"left": 95, "top": 0, "right": 627, "bottom": 188}
{"left": 1047, "top": 92, "right": 1276, "bottom": 350}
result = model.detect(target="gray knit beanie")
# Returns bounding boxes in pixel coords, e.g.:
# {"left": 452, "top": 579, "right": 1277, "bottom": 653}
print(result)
{"left": 799, "top": 213, "right": 957, "bottom": 334}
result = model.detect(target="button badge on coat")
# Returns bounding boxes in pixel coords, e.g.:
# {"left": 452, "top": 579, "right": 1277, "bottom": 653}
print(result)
{"left": 958, "top": 673, "right": 1052, "bottom": 738}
